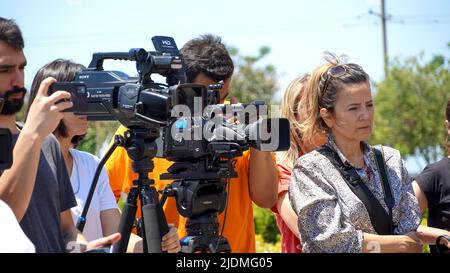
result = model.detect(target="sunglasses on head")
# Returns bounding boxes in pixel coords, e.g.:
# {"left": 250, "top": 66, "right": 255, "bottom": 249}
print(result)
{"left": 319, "top": 63, "right": 364, "bottom": 102}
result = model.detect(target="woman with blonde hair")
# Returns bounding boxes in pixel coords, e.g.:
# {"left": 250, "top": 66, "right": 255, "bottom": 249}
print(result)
{"left": 289, "top": 52, "right": 450, "bottom": 253}
{"left": 289, "top": 52, "right": 423, "bottom": 253}
{"left": 271, "top": 74, "right": 326, "bottom": 253}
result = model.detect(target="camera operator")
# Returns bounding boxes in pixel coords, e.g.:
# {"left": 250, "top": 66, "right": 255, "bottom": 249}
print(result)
{"left": 25, "top": 58, "right": 180, "bottom": 253}
{"left": 105, "top": 34, "right": 279, "bottom": 252}
{"left": 0, "top": 17, "right": 120, "bottom": 252}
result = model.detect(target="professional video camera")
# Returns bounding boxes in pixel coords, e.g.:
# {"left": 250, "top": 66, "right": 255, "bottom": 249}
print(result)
{"left": 62, "top": 35, "right": 290, "bottom": 253}
{"left": 156, "top": 90, "right": 290, "bottom": 252}
{"left": 49, "top": 36, "right": 200, "bottom": 129}
{"left": 57, "top": 36, "right": 201, "bottom": 253}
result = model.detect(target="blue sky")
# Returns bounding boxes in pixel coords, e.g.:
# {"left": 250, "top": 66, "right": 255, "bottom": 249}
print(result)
{"left": 2, "top": 0, "right": 449, "bottom": 172}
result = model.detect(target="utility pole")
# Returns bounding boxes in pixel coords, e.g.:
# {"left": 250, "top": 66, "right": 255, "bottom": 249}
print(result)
{"left": 369, "top": 0, "right": 389, "bottom": 79}
{"left": 381, "top": 0, "right": 388, "bottom": 78}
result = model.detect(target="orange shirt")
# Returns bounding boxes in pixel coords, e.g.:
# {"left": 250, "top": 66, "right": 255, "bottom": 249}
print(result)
{"left": 105, "top": 125, "right": 256, "bottom": 252}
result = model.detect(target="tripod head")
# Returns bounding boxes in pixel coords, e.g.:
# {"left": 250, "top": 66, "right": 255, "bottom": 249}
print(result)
{"left": 76, "top": 127, "right": 170, "bottom": 253}
{"left": 159, "top": 142, "right": 242, "bottom": 252}
{"left": 112, "top": 128, "right": 170, "bottom": 253}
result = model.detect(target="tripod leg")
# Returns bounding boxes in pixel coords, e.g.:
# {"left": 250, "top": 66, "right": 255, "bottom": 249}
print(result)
{"left": 140, "top": 186, "right": 169, "bottom": 253}
{"left": 112, "top": 188, "right": 138, "bottom": 253}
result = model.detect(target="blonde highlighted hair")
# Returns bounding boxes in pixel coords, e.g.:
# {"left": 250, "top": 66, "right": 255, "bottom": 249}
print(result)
{"left": 299, "top": 52, "right": 370, "bottom": 143}
{"left": 277, "top": 74, "right": 310, "bottom": 169}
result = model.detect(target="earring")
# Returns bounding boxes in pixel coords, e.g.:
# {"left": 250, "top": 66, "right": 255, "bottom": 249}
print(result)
{"left": 327, "top": 132, "right": 334, "bottom": 142}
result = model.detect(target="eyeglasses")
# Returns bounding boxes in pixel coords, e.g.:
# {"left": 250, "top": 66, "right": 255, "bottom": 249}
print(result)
{"left": 319, "top": 63, "right": 364, "bottom": 103}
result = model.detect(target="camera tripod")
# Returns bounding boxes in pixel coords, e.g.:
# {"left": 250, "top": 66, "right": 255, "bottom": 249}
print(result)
{"left": 160, "top": 143, "right": 242, "bottom": 253}
{"left": 161, "top": 178, "right": 231, "bottom": 253}
{"left": 77, "top": 128, "right": 169, "bottom": 253}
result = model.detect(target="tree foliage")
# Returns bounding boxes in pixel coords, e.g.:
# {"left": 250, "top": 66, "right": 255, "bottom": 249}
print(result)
{"left": 371, "top": 49, "right": 450, "bottom": 165}
{"left": 228, "top": 46, "right": 278, "bottom": 104}
{"left": 253, "top": 205, "right": 280, "bottom": 244}
{"left": 77, "top": 121, "right": 120, "bottom": 156}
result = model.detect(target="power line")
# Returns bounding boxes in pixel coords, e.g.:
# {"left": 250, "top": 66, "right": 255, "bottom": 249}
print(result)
{"left": 25, "top": 14, "right": 450, "bottom": 47}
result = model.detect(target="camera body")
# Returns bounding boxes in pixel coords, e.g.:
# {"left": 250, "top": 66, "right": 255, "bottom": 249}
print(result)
{"left": 48, "top": 82, "right": 88, "bottom": 114}
{"left": 55, "top": 36, "right": 191, "bottom": 130}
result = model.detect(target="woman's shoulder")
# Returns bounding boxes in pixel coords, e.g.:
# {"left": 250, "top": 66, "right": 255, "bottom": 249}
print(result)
{"left": 293, "top": 149, "right": 330, "bottom": 171}
{"left": 372, "top": 145, "right": 402, "bottom": 163}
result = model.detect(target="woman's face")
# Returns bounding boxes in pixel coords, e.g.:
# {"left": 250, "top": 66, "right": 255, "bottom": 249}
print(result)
{"left": 62, "top": 113, "right": 88, "bottom": 137}
{"left": 321, "top": 82, "right": 374, "bottom": 143}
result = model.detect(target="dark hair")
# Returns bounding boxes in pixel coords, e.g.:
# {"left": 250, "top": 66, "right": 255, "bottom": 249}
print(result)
{"left": 180, "top": 34, "right": 234, "bottom": 83}
{"left": 26, "top": 59, "right": 85, "bottom": 144}
{"left": 0, "top": 17, "right": 24, "bottom": 50}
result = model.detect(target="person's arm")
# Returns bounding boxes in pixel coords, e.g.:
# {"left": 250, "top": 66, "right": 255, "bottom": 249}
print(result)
{"left": 415, "top": 225, "right": 450, "bottom": 245}
{"left": 362, "top": 232, "right": 422, "bottom": 253}
{"left": 60, "top": 209, "right": 88, "bottom": 252}
{"left": 412, "top": 180, "right": 428, "bottom": 214}
{"left": 99, "top": 208, "right": 143, "bottom": 253}
{"left": 248, "top": 149, "right": 278, "bottom": 208}
{"left": 389, "top": 151, "right": 422, "bottom": 235}
{"left": 61, "top": 209, "right": 121, "bottom": 253}
{"left": 0, "top": 77, "right": 71, "bottom": 221}
{"left": 277, "top": 191, "right": 299, "bottom": 238}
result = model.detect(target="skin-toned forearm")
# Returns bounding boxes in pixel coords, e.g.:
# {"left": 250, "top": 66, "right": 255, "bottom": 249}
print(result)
{"left": 0, "top": 130, "right": 43, "bottom": 221}
{"left": 362, "top": 233, "right": 422, "bottom": 253}
{"left": 416, "top": 225, "right": 450, "bottom": 245}
{"left": 278, "top": 192, "right": 300, "bottom": 238}
{"left": 248, "top": 148, "right": 278, "bottom": 208}
{"left": 62, "top": 225, "right": 88, "bottom": 253}
{"left": 100, "top": 208, "right": 143, "bottom": 253}
{"left": 61, "top": 210, "right": 88, "bottom": 253}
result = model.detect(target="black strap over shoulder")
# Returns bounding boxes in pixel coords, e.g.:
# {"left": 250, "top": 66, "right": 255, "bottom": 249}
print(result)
{"left": 316, "top": 145, "right": 394, "bottom": 235}
{"left": 373, "top": 145, "right": 395, "bottom": 229}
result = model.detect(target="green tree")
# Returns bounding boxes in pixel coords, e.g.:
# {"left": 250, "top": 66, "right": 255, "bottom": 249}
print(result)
{"left": 371, "top": 49, "right": 450, "bottom": 165}
{"left": 228, "top": 46, "right": 278, "bottom": 104}
{"left": 253, "top": 204, "right": 280, "bottom": 244}
{"left": 77, "top": 121, "right": 120, "bottom": 155}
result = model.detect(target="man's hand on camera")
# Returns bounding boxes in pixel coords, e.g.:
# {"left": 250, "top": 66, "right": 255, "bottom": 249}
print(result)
{"left": 21, "top": 77, "right": 72, "bottom": 141}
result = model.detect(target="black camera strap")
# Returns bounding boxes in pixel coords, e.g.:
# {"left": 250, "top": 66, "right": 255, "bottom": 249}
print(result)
{"left": 316, "top": 145, "right": 394, "bottom": 235}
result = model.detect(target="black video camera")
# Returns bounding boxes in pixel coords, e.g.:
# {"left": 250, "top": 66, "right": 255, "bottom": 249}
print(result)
{"left": 48, "top": 36, "right": 198, "bottom": 130}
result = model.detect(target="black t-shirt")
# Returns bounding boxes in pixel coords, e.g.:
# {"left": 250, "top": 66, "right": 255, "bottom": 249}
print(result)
{"left": 415, "top": 157, "right": 450, "bottom": 252}
{"left": 14, "top": 133, "right": 77, "bottom": 253}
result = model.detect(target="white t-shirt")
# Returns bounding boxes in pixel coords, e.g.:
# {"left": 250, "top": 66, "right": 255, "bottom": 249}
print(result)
{"left": 69, "top": 149, "right": 118, "bottom": 242}
{"left": 0, "top": 199, "right": 35, "bottom": 253}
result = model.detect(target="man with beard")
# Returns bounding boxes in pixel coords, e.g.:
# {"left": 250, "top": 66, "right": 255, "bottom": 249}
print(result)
{"left": 0, "top": 17, "right": 120, "bottom": 252}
